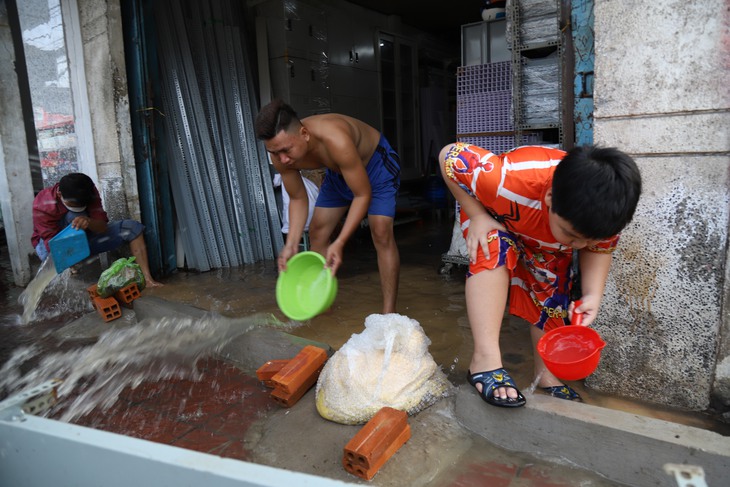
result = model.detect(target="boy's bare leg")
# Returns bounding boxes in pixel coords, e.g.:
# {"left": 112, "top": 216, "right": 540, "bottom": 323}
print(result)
{"left": 129, "top": 234, "right": 163, "bottom": 287}
{"left": 368, "top": 214, "right": 399, "bottom": 314}
{"left": 466, "top": 265, "right": 518, "bottom": 400}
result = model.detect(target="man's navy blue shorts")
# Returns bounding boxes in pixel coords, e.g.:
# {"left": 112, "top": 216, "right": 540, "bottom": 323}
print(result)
{"left": 315, "top": 133, "right": 400, "bottom": 217}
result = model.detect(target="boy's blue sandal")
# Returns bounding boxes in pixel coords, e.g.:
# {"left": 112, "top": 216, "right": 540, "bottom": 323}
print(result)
{"left": 541, "top": 385, "right": 582, "bottom": 401}
{"left": 467, "top": 368, "right": 526, "bottom": 408}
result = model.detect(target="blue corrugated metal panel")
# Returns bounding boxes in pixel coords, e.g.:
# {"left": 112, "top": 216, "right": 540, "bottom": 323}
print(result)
{"left": 122, "top": 0, "right": 177, "bottom": 276}
{"left": 572, "top": 0, "right": 594, "bottom": 145}
{"left": 153, "top": 0, "right": 283, "bottom": 270}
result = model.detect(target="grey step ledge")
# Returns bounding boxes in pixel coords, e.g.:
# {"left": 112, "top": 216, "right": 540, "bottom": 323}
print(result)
{"left": 455, "top": 386, "right": 730, "bottom": 486}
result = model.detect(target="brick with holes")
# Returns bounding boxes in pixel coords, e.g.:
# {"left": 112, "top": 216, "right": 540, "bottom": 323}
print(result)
{"left": 342, "top": 407, "right": 411, "bottom": 480}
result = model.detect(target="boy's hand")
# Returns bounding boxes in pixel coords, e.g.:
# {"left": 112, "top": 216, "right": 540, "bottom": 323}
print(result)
{"left": 466, "top": 213, "right": 506, "bottom": 263}
{"left": 570, "top": 296, "right": 601, "bottom": 327}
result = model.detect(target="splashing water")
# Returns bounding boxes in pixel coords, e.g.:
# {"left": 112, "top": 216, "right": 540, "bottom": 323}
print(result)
{"left": 0, "top": 313, "right": 288, "bottom": 423}
{"left": 527, "top": 370, "right": 545, "bottom": 395}
{"left": 449, "top": 357, "right": 459, "bottom": 373}
{"left": 18, "top": 259, "right": 100, "bottom": 326}
{"left": 18, "top": 258, "right": 58, "bottom": 324}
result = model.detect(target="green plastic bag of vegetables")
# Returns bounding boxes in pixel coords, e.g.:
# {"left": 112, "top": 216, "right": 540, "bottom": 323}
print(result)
{"left": 96, "top": 257, "right": 146, "bottom": 297}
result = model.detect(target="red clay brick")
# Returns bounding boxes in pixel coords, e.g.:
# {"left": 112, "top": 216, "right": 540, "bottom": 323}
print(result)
{"left": 270, "top": 363, "right": 324, "bottom": 407}
{"left": 271, "top": 345, "right": 327, "bottom": 396}
{"left": 87, "top": 283, "right": 99, "bottom": 302}
{"left": 256, "top": 359, "right": 290, "bottom": 387}
{"left": 93, "top": 295, "right": 121, "bottom": 322}
{"left": 115, "top": 282, "right": 141, "bottom": 307}
{"left": 343, "top": 407, "right": 410, "bottom": 480}
{"left": 343, "top": 426, "right": 411, "bottom": 481}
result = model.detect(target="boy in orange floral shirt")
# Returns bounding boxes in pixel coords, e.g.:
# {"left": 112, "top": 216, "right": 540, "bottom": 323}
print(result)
{"left": 440, "top": 144, "right": 641, "bottom": 407}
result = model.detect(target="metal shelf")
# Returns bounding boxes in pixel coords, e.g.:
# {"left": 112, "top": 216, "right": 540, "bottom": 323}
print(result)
{"left": 510, "top": 0, "right": 568, "bottom": 149}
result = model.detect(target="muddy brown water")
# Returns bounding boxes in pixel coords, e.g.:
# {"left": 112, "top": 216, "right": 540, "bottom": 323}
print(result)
{"left": 1, "top": 214, "right": 728, "bottom": 436}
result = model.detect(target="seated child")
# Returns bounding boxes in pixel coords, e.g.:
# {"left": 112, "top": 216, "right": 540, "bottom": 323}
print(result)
{"left": 31, "top": 172, "right": 162, "bottom": 287}
{"left": 439, "top": 143, "right": 641, "bottom": 407}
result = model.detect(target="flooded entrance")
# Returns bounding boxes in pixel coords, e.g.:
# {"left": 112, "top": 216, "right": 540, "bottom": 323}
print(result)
{"left": 143, "top": 216, "right": 730, "bottom": 435}
{"left": 3, "top": 215, "right": 730, "bottom": 430}
{"left": 1, "top": 214, "right": 728, "bottom": 486}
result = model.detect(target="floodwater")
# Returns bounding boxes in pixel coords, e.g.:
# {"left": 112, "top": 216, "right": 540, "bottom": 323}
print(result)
{"left": 18, "top": 257, "right": 57, "bottom": 324}
{"left": 0, "top": 311, "right": 287, "bottom": 422}
{"left": 1, "top": 213, "right": 729, "bottom": 438}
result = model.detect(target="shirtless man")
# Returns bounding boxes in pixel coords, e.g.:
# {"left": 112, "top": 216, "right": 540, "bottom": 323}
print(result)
{"left": 255, "top": 99, "right": 400, "bottom": 314}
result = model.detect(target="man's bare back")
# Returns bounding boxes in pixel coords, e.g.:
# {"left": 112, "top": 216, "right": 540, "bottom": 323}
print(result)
{"left": 297, "top": 114, "right": 381, "bottom": 172}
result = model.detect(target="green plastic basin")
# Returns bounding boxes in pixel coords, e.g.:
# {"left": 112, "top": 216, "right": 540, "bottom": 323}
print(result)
{"left": 276, "top": 251, "right": 337, "bottom": 321}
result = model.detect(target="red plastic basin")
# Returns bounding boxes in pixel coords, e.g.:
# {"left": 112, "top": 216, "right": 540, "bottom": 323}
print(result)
{"left": 537, "top": 325, "right": 606, "bottom": 381}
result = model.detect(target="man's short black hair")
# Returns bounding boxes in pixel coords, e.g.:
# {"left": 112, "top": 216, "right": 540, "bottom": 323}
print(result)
{"left": 254, "top": 99, "right": 300, "bottom": 140}
{"left": 551, "top": 145, "right": 642, "bottom": 239}
{"left": 58, "top": 173, "right": 95, "bottom": 206}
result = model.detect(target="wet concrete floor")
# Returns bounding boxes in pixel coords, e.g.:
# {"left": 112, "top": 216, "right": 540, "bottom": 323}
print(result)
{"left": 122, "top": 214, "right": 729, "bottom": 434}
{"left": 1, "top": 213, "right": 728, "bottom": 486}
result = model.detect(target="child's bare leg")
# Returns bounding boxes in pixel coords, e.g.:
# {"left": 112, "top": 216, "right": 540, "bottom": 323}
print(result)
{"left": 466, "top": 265, "right": 517, "bottom": 400}
{"left": 129, "top": 234, "right": 163, "bottom": 287}
{"left": 530, "top": 325, "right": 564, "bottom": 387}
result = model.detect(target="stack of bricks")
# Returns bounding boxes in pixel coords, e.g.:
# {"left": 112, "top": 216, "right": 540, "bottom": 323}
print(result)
{"left": 255, "top": 345, "right": 327, "bottom": 408}
{"left": 343, "top": 407, "right": 411, "bottom": 480}
{"left": 86, "top": 282, "right": 141, "bottom": 322}
{"left": 255, "top": 359, "right": 290, "bottom": 388}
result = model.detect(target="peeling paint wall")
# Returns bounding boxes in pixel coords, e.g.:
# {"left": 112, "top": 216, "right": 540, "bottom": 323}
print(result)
{"left": 77, "top": 0, "right": 138, "bottom": 221}
{"left": 590, "top": 0, "right": 730, "bottom": 411}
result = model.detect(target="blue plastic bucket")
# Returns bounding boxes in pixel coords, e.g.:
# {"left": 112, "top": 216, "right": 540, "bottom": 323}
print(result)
{"left": 48, "top": 225, "right": 90, "bottom": 273}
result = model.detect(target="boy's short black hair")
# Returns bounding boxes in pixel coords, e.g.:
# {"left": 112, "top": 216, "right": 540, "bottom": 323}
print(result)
{"left": 254, "top": 99, "right": 300, "bottom": 140}
{"left": 58, "top": 173, "right": 96, "bottom": 206}
{"left": 551, "top": 145, "right": 642, "bottom": 239}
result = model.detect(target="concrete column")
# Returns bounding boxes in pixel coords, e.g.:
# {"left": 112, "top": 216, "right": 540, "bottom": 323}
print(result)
{"left": 76, "top": 0, "right": 139, "bottom": 222}
{"left": 592, "top": 0, "right": 730, "bottom": 411}
{"left": 0, "top": 1, "right": 34, "bottom": 287}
